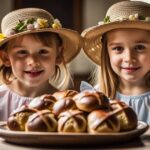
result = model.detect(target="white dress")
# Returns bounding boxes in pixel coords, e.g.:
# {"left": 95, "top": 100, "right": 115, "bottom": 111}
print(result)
{"left": 0, "top": 84, "right": 32, "bottom": 121}
{"left": 80, "top": 81, "right": 150, "bottom": 124}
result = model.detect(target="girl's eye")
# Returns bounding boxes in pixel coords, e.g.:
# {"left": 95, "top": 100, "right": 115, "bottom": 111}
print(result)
{"left": 112, "top": 46, "right": 124, "bottom": 52}
{"left": 39, "top": 49, "right": 49, "bottom": 55}
{"left": 16, "top": 50, "right": 28, "bottom": 57}
{"left": 134, "top": 45, "right": 145, "bottom": 51}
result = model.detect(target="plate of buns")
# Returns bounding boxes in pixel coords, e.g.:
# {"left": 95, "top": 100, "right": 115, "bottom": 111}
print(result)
{"left": 0, "top": 90, "right": 149, "bottom": 146}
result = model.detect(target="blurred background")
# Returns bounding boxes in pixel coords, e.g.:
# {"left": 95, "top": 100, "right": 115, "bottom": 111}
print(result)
{"left": 0, "top": 0, "right": 150, "bottom": 91}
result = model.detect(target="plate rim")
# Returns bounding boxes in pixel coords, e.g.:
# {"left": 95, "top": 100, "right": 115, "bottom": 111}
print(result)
{"left": 0, "top": 121, "right": 149, "bottom": 136}
{"left": 0, "top": 121, "right": 149, "bottom": 146}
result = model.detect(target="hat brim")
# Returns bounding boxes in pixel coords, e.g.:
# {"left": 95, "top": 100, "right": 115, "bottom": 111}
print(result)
{"left": 0, "top": 28, "right": 83, "bottom": 63}
{"left": 82, "top": 21, "right": 150, "bottom": 65}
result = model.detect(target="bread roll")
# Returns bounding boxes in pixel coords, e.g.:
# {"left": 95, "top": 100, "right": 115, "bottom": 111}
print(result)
{"left": 110, "top": 100, "right": 138, "bottom": 131}
{"left": 26, "top": 109, "right": 57, "bottom": 132}
{"left": 73, "top": 90, "right": 110, "bottom": 112}
{"left": 53, "top": 90, "right": 78, "bottom": 100}
{"left": 87, "top": 109, "right": 120, "bottom": 133}
{"left": 28, "top": 94, "right": 57, "bottom": 111}
{"left": 58, "top": 110, "right": 87, "bottom": 133}
{"left": 53, "top": 97, "right": 77, "bottom": 116}
{"left": 7, "top": 105, "right": 36, "bottom": 131}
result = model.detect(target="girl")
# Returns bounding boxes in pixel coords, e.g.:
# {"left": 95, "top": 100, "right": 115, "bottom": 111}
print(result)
{"left": 81, "top": 1, "right": 150, "bottom": 124}
{"left": 0, "top": 8, "right": 82, "bottom": 121}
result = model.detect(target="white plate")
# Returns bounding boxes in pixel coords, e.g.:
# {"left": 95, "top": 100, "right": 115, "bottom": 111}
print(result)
{"left": 0, "top": 121, "right": 149, "bottom": 146}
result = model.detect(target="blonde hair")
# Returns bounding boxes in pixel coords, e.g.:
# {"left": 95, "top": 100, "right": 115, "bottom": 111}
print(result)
{"left": 99, "top": 34, "right": 119, "bottom": 99}
{"left": 0, "top": 32, "right": 72, "bottom": 89}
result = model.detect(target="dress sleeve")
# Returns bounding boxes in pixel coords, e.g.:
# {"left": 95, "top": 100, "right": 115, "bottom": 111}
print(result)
{"left": 80, "top": 81, "right": 99, "bottom": 91}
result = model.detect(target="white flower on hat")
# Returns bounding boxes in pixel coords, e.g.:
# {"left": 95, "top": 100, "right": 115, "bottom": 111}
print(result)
{"left": 33, "top": 22, "right": 40, "bottom": 29}
{"left": 27, "top": 24, "right": 34, "bottom": 30}
{"left": 5, "top": 29, "right": 16, "bottom": 36}
{"left": 134, "top": 13, "right": 139, "bottom": 19}
{"left": 98, "top": 21, "right": 104, "bottom": 25}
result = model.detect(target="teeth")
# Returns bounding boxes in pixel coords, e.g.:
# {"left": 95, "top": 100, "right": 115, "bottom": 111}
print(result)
{"left": 121, "top": 66, "right": 136, "bottom": 69}
{"left": 121, "top": 66, "right": 134, "bottom": 68}
{"left": 26, "top": 70, "right": 42, "bottom": 72}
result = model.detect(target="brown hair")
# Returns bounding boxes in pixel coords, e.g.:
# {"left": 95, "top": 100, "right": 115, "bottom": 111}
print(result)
{"left": 0, "top": 32, "right": 72, "bottom": 89}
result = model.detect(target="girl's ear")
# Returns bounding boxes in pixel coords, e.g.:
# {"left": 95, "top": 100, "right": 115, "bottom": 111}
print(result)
{"left": 56, "top": 46, "right": 63, "bottom": 65}
{"left": 0, "top": 51, "right": 11, "bottom": 67}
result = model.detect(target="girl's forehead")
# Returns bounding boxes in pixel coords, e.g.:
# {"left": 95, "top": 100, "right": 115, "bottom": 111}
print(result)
{"left": 7, "top": 33, "right": 58, "bottom": 48}
{"left": 106, "top": 28, "right": 150, "bottom": 41}
{"left": 8, "top": 34, "right": 36, "bottom": 45}
{"left": 107, "top": 28, "right": 150, "bottom": 36}
{"left": 6, "top": 35, "right": 38, "bottom": 49}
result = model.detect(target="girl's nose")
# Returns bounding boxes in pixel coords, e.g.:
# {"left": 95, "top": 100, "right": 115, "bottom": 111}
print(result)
{"left": 27, "top": 55, "right": 40, "bottom": 67}
{"left": 123, "top": 49, "right": 136, "bottom": 63}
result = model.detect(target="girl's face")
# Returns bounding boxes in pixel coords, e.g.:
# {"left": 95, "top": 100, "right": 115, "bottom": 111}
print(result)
{"left": 4, "top": 34, "right": 62, "bottom": 87}
{"left": 107, "top": 28, "right": 150, "bottom": 84}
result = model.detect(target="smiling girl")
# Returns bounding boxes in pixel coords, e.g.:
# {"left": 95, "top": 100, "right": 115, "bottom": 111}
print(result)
{"left": 0, "top": 8, "right": 82, "bottom": 121}
{"left": 81, "top": 1, "right": 150, "bottom": 124}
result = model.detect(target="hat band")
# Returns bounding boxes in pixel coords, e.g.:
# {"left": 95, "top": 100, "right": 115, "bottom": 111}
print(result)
{"left": 102, "top": 13, "right": 150, "bottom": 24}
{"left": 0, "top": 17, "right": 62, "bottom": 41}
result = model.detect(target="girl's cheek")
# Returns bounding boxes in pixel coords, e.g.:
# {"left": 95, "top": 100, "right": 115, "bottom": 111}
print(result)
{"left": 110, "top": 56, "right": 118, "bottom": 63}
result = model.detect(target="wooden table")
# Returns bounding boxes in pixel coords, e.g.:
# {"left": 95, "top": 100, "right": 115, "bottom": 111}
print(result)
{"left": 0, "top": 129, "right": 150, "bottom": 150}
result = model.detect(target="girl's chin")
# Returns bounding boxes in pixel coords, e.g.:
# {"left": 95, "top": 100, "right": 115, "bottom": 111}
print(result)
{"left": 122, "top": 77, "right": 141, "bottom": 83}
{"left": 23, "top": 81, "right": 45, "bottom": 87}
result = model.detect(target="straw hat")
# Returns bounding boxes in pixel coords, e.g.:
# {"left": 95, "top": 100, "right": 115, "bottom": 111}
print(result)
{"left": 0, "top": 8, "right": 83, "bottom": 63}
{"left": 81, "top": 1, "right": 150, "bottom": 65}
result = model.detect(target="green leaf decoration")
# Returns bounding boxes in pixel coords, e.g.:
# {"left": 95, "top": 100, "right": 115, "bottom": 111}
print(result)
{"left": 138, "top": 16, "right": 145, "bottom": 20}
{"left": 15, "top": 21, "right": 24, "bottom": 30}
{"left": 103, "top": 16, "right": 110, "bottom": 23}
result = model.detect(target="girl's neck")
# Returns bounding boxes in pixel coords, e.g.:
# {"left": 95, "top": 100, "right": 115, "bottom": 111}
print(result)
{"left": 7, "top": 80, "right": 58, "bottom": 98}
{"left": 118, "top": 79, "right": 150, "bottom": 95}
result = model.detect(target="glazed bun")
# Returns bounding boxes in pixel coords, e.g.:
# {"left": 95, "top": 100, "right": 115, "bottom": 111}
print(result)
{"left": 53, "top": 97, "right": 77, "bottom": 116}
{"left": 28, "top": 94, "right": 57, "bottom": 111}
{"left": 7, "top": 90, "right": 138, "bottom": 133}
{"left": 58, "top": 110, "right": 87, "bottom": 133}
{"left": 7, "top": 105, "right": 36, "bottom": 131}
{"left": 87, "top": 109, "right": 120, "bottom": 133}
{"left": 110, "top": 100, "right": 138, "bottom": 131}
{"left": 73, "top": 90, "right": 110, "bottom": 112}
{"left": 26, "top": 109, "right": 57, "bottom": 132}
{"left": 53, "top": 90, "right": 78, "bottom": 100}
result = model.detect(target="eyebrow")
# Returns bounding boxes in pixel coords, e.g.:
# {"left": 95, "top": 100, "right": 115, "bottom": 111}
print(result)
{"left": 134, "top": 40, "right": 150, "bottom": 43}
{"left": 107, "top": 42, "right": 122, "bottom": 46}
{"left": 10, "top": 44, "right": 25, "bottom": 48}
{"left": 108, "top": 40, "right": 150, "bottom": 47}
{"left": 13, "top": 45, "right": 23, "bottom": 48}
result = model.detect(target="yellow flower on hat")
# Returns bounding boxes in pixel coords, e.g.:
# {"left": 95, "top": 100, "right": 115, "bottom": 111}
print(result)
{"left": 129, "top": 15, "right": 136, "bottom": 20}
{"left": 0, "top": 33, "right": 6, "bottom": 41}
{"left": 52, "top": 19, "right": 62, "bottom": 29}
{"left": 37, "top": 18, "right": 49, "bottom": 28}
{"left": 129, "top": 14, "right": 139, "bottom": 21}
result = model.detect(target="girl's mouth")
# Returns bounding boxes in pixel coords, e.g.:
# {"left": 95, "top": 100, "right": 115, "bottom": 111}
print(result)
{"left": 24, "top": 70, "right": 44, "bottom": 77}
{"left": 121, "top": 67, "right": 140, "bottom": 73}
